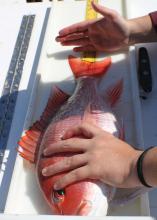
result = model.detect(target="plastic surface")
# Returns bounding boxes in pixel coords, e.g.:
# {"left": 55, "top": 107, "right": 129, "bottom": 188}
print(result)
{"left": 0, "top": 0, "right": 153, "bottom": 218}
{"left": 0, "top": 215, "right": 155, "bottom": 220}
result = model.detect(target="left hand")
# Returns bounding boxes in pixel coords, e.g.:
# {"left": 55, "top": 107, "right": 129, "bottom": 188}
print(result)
{"left": 42, "top": 123, "right": 142, "bottom": 190}
{"left": 55, "top": 1, "right": 131, "bottom": 52}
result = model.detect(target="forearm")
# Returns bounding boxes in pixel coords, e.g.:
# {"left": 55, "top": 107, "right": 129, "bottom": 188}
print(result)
{"left": 128, "top": 14, "right": 157, "bottom": 45}
{"left": 142, "top": 147, "right": 157, "bottom": 187}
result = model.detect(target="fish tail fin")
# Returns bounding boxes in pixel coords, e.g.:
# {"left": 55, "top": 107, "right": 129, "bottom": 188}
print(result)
{"left": 106, "top": 79, "right": 123, "bottom": 107}
{"left": 17, "top": 86, "right": 69, "bottom": 163}
{"left": 68, "top": 55, "right": 111, "bottom": 78}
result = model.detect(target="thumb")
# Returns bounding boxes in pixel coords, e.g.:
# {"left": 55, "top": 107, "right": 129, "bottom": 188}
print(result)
{"left": 91, "top": 1, "right": 117, "bottom": 19}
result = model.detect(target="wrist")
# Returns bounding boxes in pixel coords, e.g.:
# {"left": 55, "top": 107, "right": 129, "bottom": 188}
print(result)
{"left": 127, "top": 15, "right": 155, "bottom": 45}
{"left": 129, "top": 149, "right": 144, "bottom": 187}
{"left": 142, "top": 146, "right": 157, "bottom": 187}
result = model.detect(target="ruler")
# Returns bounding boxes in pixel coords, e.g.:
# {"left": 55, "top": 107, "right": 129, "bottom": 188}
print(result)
{"left": 0, "top": 15, "right": 35, "bottom": 168}
{"left": 82, "top": 0, "right": 98, "bottom": 62}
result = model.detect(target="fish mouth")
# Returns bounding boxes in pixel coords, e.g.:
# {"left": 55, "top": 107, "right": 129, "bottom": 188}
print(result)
{"left": 53, "top": 199, "right": 92, "bottom": 215}
{"left": 75, "top": 200, "right": 93, "bottom": 215}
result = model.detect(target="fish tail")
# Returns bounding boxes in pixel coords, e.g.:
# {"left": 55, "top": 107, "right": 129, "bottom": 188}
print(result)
{"left": 68, "top": 55, "right": 111, "bottom": 78}
{"left": 17, "top": 86, "right": 69, "bottom": 163}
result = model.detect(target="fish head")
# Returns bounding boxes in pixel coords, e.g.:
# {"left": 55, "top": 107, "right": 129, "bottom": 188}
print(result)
{"left": 51, "top": 180, "right": 93, "bottom": 215}
{"left": 41, "top": 175, "right": 112, "bottom": 215}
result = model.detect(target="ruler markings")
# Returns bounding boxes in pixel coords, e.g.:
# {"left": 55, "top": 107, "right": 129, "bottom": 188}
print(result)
{"left": 0, "top": 15, "right": 35, "bottom": 167}
{"left": 82, "top": 0, "right": 98, "bottom": 62}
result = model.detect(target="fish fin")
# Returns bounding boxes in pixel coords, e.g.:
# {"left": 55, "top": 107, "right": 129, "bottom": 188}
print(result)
{"left": 68, "top": 55, "right": 111, "bottom": 78}
{"left": 17, "top": 147, "right": 34, "bottom": 163}
{"left": 17, "top": 86, "right": 69, "bottom": 163}
{"left": 106, "top": 79, "right": 123, "bottom": 107}
{"left": 119, "top": 119, "right": 125, "bottom": 140}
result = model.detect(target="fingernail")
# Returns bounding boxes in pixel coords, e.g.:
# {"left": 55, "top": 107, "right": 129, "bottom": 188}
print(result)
{"left": 54, "top": 183, "right": 59, "bottom": 190}
{"left": 43, "top": 149, "right": 47, "bottom": 155}
{"left": 55, "top": 36, "right": 60, "bottom": 42}
{"left": 42, "top": 168, "right": 47, "bottom": 176}
{"left": 61, "top": 135, "right": 65, "bottom": 140}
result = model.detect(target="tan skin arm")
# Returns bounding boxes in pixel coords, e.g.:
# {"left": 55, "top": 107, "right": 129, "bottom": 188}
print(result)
{"left": 56, "top": 1, "right": 157, "bottom": 52}
{"left": 143, "top": 147, "right": 157, "bottom": 187}
{"left": 42, "top": 2, "right": 157, "bottom": 190}
{"left": 42, "top": 123, "right": 157, "bottom": 190}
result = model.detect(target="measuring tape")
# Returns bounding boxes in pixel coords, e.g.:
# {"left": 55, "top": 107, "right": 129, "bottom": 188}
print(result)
{"left": 82, "top": 0, "right": 98, "bottom": 62}
{"left": 0, "top": 15, "right": 35, "bottom": 167}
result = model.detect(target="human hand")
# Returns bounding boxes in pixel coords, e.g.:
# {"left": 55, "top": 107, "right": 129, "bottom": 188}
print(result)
{"left": 42, "top": 123, "right": 142, "bottom": 190}
{"left": 55, "top": 1, "right": 131, "bottom": 52}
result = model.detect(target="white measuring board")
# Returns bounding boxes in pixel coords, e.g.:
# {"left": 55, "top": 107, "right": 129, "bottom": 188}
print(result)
{"left": 4, "top": 0, "right": 150, "bottom": 218}
{"left": 0, "top": 2, "right": 51, "bottom": 213}
{"left": 0, "top": 215, "right": 155, "bottom": 220}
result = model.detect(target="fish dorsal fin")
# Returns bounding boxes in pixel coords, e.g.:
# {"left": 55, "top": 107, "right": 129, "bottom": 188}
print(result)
{"left": 119, "top": 119, "right": 125, "bottom": 140}
{"left": 68, "top": 55, "right": 111, "bottom": 78}
{"left": 106, "top": 79, "right": 123, "bottom": 107}
{"left": 17, "top": 86, "right": 69, "bottom": 163}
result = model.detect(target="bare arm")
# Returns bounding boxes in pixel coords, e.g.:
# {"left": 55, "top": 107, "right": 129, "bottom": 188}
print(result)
{"left": 142, "top": 147, "right": 157, "bottom": 187}
{"left": 42, "top": 123, "right": 143, "bottom": 190}
{"left": 42, "top": 123, "right": 157, "bottom": 190}
{"left": 56, "top": 1, "right": 157, "bottom": 52}
{"left": 129, "top": 15, "right": 157, "bottom": 45}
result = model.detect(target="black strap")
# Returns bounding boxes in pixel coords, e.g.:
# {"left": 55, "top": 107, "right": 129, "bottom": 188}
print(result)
{"left": 137, "top": 146, "right": 155, "bottom": 188}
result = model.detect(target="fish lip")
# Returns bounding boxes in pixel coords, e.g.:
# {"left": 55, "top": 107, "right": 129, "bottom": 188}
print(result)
{"left": 75, "top": 199, "right": 93, "bottom": 215}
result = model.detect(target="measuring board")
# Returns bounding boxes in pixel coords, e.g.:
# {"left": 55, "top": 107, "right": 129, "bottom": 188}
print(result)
{"left": 0, "top": 15, "right": 35, "bottom": 169}
{"left": 0, "top": 5, "right": 51, "bottom": 212}
{"left": 82, "top": 0, "right": 98, "bottom": 62}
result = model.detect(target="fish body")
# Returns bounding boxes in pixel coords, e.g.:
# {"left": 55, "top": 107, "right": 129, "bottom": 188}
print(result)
{"left": 18, "top": 56, "right": 123, "bottom": 215}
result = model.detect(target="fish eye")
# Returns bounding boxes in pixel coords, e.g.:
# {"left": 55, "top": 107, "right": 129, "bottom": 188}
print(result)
{"left": 52, "top": 189, "right": 65, "bottom": 204}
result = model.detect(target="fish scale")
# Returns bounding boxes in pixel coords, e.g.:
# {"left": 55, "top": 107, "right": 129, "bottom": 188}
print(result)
{"left": 17, "top": 1, "right": 124, "bottom": 216}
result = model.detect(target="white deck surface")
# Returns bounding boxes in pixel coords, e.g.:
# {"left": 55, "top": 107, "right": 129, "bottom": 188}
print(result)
{"left": 0, "top": 0, "right": 157, "bottom": 219}
{"left": 125, "top": 1, "right": 157, "bottom": 218}
{"left": 0, "top": 215, "right": 155, "bottom": 220}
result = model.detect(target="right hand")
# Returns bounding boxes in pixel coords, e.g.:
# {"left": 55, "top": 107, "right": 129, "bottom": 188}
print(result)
{"left": 42, "top": 123, "right": 142, "bottom": 190}
{"left": 56, "top": 1, "right": 131, "bottom": 52}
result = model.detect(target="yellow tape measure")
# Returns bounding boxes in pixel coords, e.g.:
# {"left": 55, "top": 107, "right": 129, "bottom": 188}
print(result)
{"left": 82, "top": 0, "right": 98, "bottom": 62}
{"left": 85, "top": 0, "right": 98, "bottom": 20}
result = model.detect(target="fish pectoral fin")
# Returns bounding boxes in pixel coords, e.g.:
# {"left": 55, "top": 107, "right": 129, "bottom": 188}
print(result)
{"left": 68, "top": 55, "right": 111, "bottom": 78}
{"left": 17, "top": 86, "right": 70, "bottom": 163}
{"left": 106, "top": 79, "right": 123, "bottom": 107}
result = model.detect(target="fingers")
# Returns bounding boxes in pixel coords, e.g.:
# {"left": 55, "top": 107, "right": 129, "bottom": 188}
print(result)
{"left": 73, "top": 45, "right": 96, "bottom": 52}
{"left": 56, "top": 31, "right": 88, "bottom": 42}
{"left": 92, "top": 1, "right": 118, "bottom": 19}
{"left": 53, "top": 166, "right": 91, "bottom": 190}
{"left": 43, "top": 137, "right": 89, "bottom": 156}
{"left": 62, "top": 123, "right": 100, "bottom": 140}
{"left": 42, "top": 153, "right": 87, "bottom": 177}
{"left": 58, "top": 20, "right": 95, "bottom": 37}
{"left": 61, "top": 38, "right": 90, "bottom": 47}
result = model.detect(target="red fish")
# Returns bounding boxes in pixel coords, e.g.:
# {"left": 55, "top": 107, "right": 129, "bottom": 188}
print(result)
{"left": 18, "top": 55, "right": 124, "bottom": 215}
